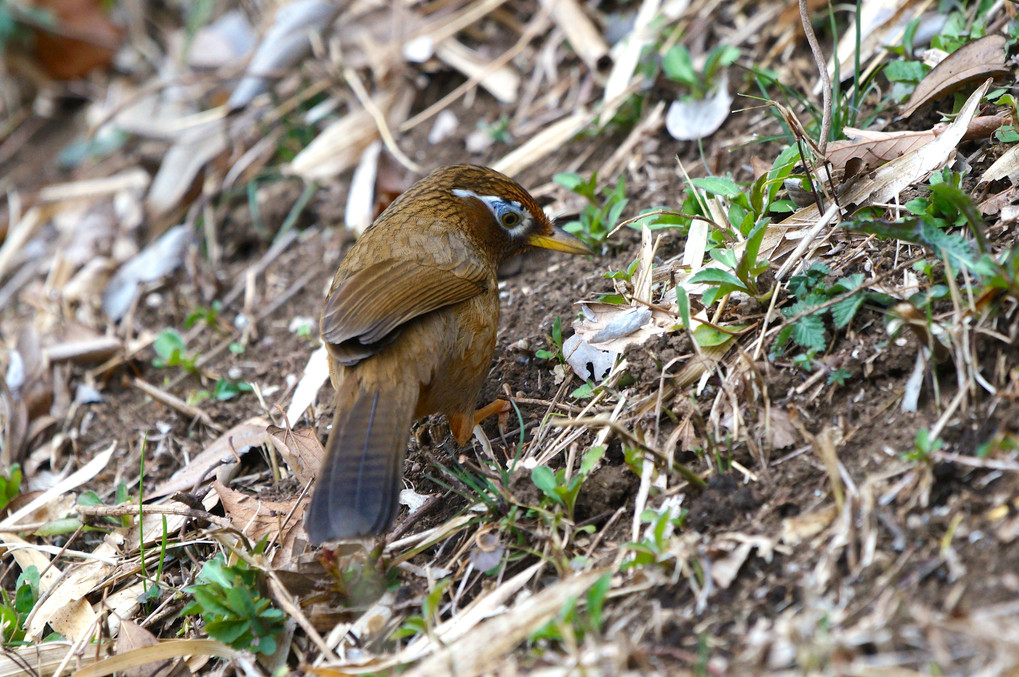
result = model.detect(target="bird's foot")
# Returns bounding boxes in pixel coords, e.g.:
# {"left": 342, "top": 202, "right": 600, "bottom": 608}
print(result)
{"left": 449, "top": 399, "right": 511, "bottom": 445}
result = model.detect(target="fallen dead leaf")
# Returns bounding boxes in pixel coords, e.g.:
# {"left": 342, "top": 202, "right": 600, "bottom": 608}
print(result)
{"left": 901, "top": 34, "right": 1008, "bottom": 118}
{"left": 980, "top": 144, "right": 1019, "bottom": 185}
{"left": 266, "top": 424, "right": 323, "bottom": 485}
{"left": 780, "top": 504, "right": 838, "bottom": 545}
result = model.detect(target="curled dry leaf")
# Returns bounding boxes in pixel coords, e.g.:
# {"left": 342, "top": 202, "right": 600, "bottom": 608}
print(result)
{"left": 563, "top": 303, "right": 673, "bottom": 382}
{"left": 979, "top": 185, "right": 1019, "bottom": 216}
{"left": 266, "top": 424, "right": 323, "bottom": 485}
{"left": 764, "top": 408, "right": 798, "bottom": 450}
{"left": 901, "top": 34, "right": 1008, "bottom": 118}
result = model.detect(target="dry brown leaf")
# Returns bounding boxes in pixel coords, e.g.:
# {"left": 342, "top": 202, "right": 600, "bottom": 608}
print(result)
{"left": 840, "top": 79, "right": 989, "bottom": 209}
{"left": 26, "top": 561, "right": 107, "bottom": 642}
{"left": 266, "top": 425, "right": 324, "bottom": 485}
{"left": 780, "top": 504, "right": 838, "bottom": 545}
{"left": 978, "top": 185, "right": 1019, "bottom": 215}
{"left": 149, "top": 417, "right": 269, "bottom": 498}
{"left": 826, "top": 127, "right": 939, "bottom": 176}
{"left": 765, "top": 408, "right": 798, "bottom": 450}
{"left": 901, "top": 34, "right": 1008, "bottom": 118}
{"left": 214, "top": 480, "right": 306, "bottom": 563}
{"left": 31, "top": 0, "right": 121, "bottom": 79}
{"left": 115, "top": 620, "right": 189, "bottom": 677}
{"left": 72, "top": 639, "right": 240, "bottom": 677}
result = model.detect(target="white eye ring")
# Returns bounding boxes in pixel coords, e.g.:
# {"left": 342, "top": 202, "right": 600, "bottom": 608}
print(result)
{"left": 500, "top": 209, "right": 522, "bottom": 228}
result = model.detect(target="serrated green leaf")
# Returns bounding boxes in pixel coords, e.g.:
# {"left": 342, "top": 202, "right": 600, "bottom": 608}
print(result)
{"left": 790, "top": 313, "right": 827, "bottom": 350}
{"left": 831, "top": 293, "right": 865, "bottom": 328}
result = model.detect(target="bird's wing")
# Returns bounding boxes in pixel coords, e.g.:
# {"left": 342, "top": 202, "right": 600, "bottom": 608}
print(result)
{"left": 321, "top": 258, "right": 488, "bottom": 364}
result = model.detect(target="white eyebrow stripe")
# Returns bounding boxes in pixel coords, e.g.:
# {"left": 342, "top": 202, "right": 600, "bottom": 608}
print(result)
{"left": 452, "top": 189, "right": 524, "bottom": 220}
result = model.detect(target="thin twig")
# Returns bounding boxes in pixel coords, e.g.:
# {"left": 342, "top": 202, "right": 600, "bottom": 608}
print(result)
{"left": 130, "top": 377, "right": 220, "bottom": 430}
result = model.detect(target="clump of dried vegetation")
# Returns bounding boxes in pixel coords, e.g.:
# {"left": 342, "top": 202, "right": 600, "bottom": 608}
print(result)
{"left": 2, "top": 0, "right": 1019, "bottom": 674}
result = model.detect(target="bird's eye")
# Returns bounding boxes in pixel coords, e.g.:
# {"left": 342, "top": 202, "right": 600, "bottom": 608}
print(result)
{"left": 501, "top": 210, "right": 522, "bottom": 228}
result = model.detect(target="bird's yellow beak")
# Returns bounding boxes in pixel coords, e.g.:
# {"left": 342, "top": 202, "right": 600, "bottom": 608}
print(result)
{"left": 526, "top": 226, "right": 592, "bottom": 255}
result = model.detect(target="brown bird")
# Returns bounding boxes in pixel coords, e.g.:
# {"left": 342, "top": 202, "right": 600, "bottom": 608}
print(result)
{"left": 307, "top": 165, "right": 590, "bottom": 543}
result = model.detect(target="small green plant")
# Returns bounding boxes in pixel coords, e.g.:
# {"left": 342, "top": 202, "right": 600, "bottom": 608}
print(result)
{"left": 621, "top": 504, "right": 688, "bottom": 571}
{"left": 528, "top": 572, "right": 611, "bottom": 646}
{"left": 535, "top": 316, "right": 565, "bottom": 364}
{"left": 772, "top": 263, "right": 891, "bottom": 360}
{"left": 0, "top": 565, "right": 39, "bottom": 644}
{"left": 662, "top": 44, "right": 740, "bottom": 100}
{"left": 392, "top": 578, "right": 452, "bottom": 642}
{"left": 531, "top": 446, "right": 605, "bottom": 522}
{"left": 480, "top": 116, "right": 512, "bottom": 144}
{"left": 152, "top": 329, "right": 198, "bottom": 372}
{"left": 553, "top": 172, "right": 628, "bottom": 246}
{"left": 182, "top": 554, "right": 286, "bottom": 656}
{"left": 903, "top": 427, "right": 943, "bottom": 464}
{"left": 0, "top": 464, "right": 21, "bottom": 512}
{"left": 849, "top": 171, "right": 1019, "bottom": 303}
{"left": 185, "top": 301, "right": 225, "bottom": 332}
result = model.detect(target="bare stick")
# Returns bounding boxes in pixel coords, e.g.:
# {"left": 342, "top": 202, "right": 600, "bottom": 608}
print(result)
{"left": 799, "top": 0, "right": 832, "bottom": 157}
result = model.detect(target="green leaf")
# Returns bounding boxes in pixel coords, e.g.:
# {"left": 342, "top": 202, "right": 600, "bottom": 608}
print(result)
{"left": 531, "top": 466, "right": 561, "bottom": 504}
{"left": 662, "top": 46, "right": 696, "bottom": 85}
{"left": 553, "top": 172, "right": 583, "bottom": 192}
{"left": 691, "top": 176, "right": 742, "bottom": 197}
{"left": 571, "top": 381, "right": 595, "bottom": 399}
{"left": 153, "top": 330, "right": 186, "bottom": 361}
{"left": 689, "top": 267, "right": 748, "bottom": 292}
{"left": 995, "top": 126, "right": 1019, "bottom": 143}
{"left": 580, "top": 446, "right": 605, "bottom": 475}
{"left": 831, "top": 293, "right": 865, "bottom": 329}
{"left": 790, "top": 313, "right": 827, "bottom": 351}
{"left": 692, "top": 323, "right": 738, "bottom": 348}
{"left": 676, "top": 286, "right": 691, "bottom": 329}
{"left": 213, "top": 379, "right": 253, "bottom": 401}
{"left": 884, "top": 59, "right": 927, "bottom": 83}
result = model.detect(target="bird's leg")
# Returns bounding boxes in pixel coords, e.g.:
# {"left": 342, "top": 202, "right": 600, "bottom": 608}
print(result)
{"left": 448, "top": 399, "right": 512, "bottom": 445}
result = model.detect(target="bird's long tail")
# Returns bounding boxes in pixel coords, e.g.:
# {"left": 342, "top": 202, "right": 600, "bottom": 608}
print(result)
{"left": 306, "top": 383, "right": 416, "bottom": 543}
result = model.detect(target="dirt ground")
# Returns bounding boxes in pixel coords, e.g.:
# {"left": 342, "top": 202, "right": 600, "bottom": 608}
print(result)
{"left": 3, "top": 1, "right": 1019, "bottom": 675}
